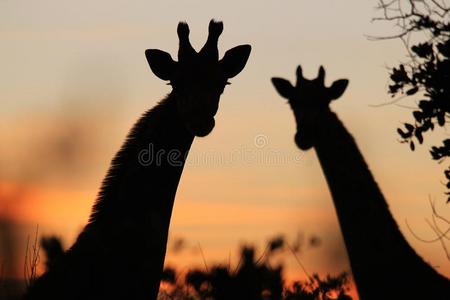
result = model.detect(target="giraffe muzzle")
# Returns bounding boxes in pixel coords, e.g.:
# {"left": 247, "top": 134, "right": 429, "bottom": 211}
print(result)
{"left": 295, "top": 131, "right": 314, "bottom": 151}
{"left": 186, "top": 117, "right": 215, "bottom": 137}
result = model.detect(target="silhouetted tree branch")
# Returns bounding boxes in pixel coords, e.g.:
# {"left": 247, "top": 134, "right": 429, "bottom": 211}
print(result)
{"left": 373, "top": 0, "right": 450, "bottom": 202}
{"left": 406, "top": 198, "right": 450, "bottom": 260}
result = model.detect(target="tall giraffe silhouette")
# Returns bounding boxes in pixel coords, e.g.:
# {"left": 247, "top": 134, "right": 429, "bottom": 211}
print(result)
{"left": 272, "top": 66, "right": 450, "bottom": 299}
{"left": 23, "top": 20, "right": 251, "bottom": 300}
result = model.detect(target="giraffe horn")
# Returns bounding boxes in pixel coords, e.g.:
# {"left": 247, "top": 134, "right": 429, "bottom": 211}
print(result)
{"left": 177, "top": 22, "right": 196, "bottom": 61}
{"left": 317, "top": 66, "right": 325, "bottom": 85}
{"left": 296, "top": 65, "right": 304, "bottom": 85}
{"left": 199, "top": 19, "right": 223, "bottom": 60}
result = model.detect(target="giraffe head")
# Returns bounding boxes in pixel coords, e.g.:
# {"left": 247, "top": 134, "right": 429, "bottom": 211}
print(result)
{"left": 145, "top": 20, "right": 251, "bottom": 137}
{"left": 271, "top": 65, "right": 349, "bottom": 150}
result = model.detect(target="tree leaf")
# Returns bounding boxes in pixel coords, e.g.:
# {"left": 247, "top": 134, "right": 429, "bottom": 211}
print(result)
{"left": 438, "top": 113, "right": 445, "bottom": 126}
{"left": 413, "top": 111, "right": 423, "bottom": 122}
{"left": 397, "top": 128, "right": 409, "bottom": 139}
{"left": 415, "top": 129, "right": 424, "bottom": 144}
{"left": 406, "top": 86, "right": 419, "bottom": 95}
{"left": 405, "top": 123, "right": 415, "bottom": 132}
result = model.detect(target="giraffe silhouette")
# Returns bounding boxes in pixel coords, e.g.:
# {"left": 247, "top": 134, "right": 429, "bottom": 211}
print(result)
{"left": 272, "top": 66, "right": 450, "bottom": 299}
{"left": 23, "top": 20, "right": 251, "bottom": 300}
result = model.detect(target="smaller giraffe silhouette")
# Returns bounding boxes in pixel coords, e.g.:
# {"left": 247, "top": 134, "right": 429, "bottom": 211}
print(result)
{"left": 23, "top": 20, "right": 251, "bottom": 300}
{"left": 272, "top": 66, "right": 450, "bottom": 299}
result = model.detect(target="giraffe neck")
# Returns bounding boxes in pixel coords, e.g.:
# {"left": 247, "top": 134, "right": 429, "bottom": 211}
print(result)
{"left": 25, "top": 92, "right": 195, "bottom": 300}
{"left": 83, "top": 92, "right": 194, "bottom": 298}
{"left": 312, "top": 110, "right": 448, "bottom": 299}
{"left": 88, "top": 92, "right": 193, "bottom": 226}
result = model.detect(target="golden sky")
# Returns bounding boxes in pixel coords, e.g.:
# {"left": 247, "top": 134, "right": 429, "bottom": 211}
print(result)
{"left": 1, "top": 1, "right": 450, "bottom": 298}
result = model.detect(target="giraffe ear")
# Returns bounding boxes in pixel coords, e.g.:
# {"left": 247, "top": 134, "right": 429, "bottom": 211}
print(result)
{"left": 220, "top": 45, "right": 251, "bottom": 78}
{"left": 271, "top": 78, "right": 294, "bottom": 99}
{"left": 329, "top": 79, "right": 349, "bottom": 100}
{"left": 145, "top": 49, "right": 176, "bottom": 81}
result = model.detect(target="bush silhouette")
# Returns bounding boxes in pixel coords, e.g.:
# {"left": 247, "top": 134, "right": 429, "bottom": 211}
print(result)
{"left": 158, "top": 237, "right": 352, "bottom": 300}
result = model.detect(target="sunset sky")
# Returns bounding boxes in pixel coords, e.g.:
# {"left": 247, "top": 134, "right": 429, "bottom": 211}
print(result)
{"left": 1, "top": 1, "right": 450, "bottom": 298}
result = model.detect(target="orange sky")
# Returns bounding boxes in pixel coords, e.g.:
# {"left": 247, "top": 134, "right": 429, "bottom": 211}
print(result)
{"left": 1, "top": 1, "right": 450, "bottom": 298}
